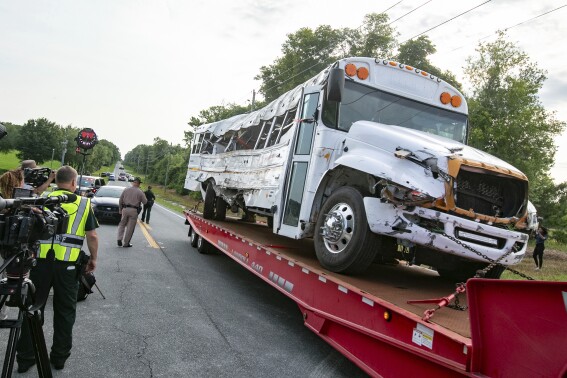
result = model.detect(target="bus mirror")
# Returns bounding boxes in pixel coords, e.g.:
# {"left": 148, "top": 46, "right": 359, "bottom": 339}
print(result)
{"left": 327, "top": 68, "right": 344, "bottom": 102}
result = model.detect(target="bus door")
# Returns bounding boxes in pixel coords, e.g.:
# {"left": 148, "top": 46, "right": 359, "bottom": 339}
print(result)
{"left": 276, "top": 87, "right": 320, "bottom": 238}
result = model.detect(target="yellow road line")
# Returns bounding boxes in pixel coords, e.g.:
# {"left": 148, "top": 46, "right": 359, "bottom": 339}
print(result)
{"left": 139, "top": 220, "right": 159, "bottom": 248}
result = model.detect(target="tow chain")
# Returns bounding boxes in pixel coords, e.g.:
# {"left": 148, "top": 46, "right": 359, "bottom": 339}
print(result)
{"left": 410, "top": 230, "right": 534, "bottom": 320}
{"left": 441, "top": 231, "right": 534, "bottom": 281}
{"left": 189, "top": 200, "right": 203, "bottom": 213}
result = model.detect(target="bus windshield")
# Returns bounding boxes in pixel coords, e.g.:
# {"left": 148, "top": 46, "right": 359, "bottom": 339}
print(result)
{"left": 322, "top": 80, "right": 468, "bottom": 143}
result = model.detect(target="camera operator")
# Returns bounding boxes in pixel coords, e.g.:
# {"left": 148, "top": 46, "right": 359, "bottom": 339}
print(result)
{"left": 20, "top": 159, "right": 56, "bottom": 196}
{"left": 16, "top": 165, "right": 99, "bottom": 373}
{"left": 0, "top": 169, "right": 25, "bottom": 321}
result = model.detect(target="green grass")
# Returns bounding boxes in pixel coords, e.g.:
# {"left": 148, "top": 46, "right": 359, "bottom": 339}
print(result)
{"left": 0, "top": 150, "right": 23, "bottom": 172}
{"left": 0, "top": 150, "right": 62, "bottom": 172}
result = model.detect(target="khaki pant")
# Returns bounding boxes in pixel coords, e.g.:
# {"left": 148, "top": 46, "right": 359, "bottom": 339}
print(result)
{"left": 117, "top": 207, "right": 139, "bottom": 244}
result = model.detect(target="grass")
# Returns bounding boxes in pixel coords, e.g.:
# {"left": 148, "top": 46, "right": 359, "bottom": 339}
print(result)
{"left": 0, "top": 151, "right": 22, "bottom": 172}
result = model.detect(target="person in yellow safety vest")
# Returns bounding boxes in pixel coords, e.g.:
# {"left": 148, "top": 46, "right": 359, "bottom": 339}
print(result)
{"left": 16, "top": 165, "right": 99, "bottom": 373}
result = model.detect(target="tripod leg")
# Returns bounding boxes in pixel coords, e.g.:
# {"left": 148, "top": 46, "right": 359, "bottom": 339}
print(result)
{"left": 1, "top": 326, "right": 20, "bottom": 378}
{"left": 27, "top": 310, "right": 52, "bottom": 378}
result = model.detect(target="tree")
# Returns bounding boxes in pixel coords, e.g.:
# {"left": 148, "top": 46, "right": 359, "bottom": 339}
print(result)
{"left": 0, "top": 122, "right": 21, "bottom": 153}
{"left": 16, "top": 118, "right": 63, "bottom": 164}
{"left": 256, "top": 25, "right": 343, "bottom": 102}
{"left": 465, "top": 32, "right": 565, "bottom": 185}
{"left": 396, "top": 36, "right": 462, "bottom": 90}
{"left": 344, "top": 13, "right": 398, "bottom": 58}
{"left": 256, "top": 13, "right": 400, "bottom": 103}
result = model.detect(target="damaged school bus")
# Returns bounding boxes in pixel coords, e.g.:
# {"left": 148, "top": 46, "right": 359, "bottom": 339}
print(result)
{"left": 185, "top": 57, "right": 529, "bottom": 281}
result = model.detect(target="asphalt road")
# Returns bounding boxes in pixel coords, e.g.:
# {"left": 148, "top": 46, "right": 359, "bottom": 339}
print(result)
{"left": 1, "top": 180, "right": 366, "bottom": 377}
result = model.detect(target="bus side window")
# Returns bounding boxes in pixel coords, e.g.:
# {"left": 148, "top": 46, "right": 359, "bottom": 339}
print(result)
{"left": 265, "top": 116, "right": 282, "bottom": 148}
{"left": 191, "top": 133, "right": 202, "bottom": 154}
{"left": 236, "top": 125, "right": 260, "bottom": 151}
{"left": 254, "top": 120, "right": 271, "bottom": 149}
{"left": 200, "top": 132, "right": 214, "bottom": 154}
{"left": 275, "top": 108, "right": 296, "bottom": 144}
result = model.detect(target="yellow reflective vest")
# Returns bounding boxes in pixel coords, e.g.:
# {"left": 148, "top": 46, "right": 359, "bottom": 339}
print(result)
{"left": 38, "top": 189, "right": 91, "bottom": 262}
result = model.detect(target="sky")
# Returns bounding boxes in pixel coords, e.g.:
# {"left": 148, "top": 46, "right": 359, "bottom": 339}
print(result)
{"left": 1, "top": 0, "right": 566, "bottom": 182}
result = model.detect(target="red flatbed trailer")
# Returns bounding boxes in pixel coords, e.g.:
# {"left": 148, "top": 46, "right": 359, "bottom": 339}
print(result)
{"left": 184, "top": 211, "right": 567, "bottom": 377}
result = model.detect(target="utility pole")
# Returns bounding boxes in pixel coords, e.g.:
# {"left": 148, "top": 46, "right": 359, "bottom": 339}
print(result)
{"left": 50, "top": 148, "right": 55, "bottom": 168}
{"left": 164, "top": 155, "right": 170, "bottom": 192}
{"left": 251, "top": 89, "right": 256, "bottom": 111}
{"left": 60, "top": 141, "right": 67, "bottom": 167}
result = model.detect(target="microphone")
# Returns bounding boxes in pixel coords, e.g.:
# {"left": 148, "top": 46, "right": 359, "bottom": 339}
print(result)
{"left": 44, "top": 193, "right": 78, "bottom": 205}
{"left": 0, "top": 193, "right": 78, "bottom": 210}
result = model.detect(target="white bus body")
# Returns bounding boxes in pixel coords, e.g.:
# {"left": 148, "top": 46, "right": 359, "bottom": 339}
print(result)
{"left": 185, "top": 57, "right": 529, "bottom": 280}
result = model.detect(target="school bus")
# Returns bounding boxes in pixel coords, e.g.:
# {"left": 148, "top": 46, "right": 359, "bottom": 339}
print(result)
{"left": 185, "top": 57, "right": 529, "bottom": 281}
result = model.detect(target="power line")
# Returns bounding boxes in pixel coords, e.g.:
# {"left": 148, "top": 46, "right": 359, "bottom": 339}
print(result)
{"left": 440, "top": 4, "right": 567, "bottom": 54}
{"left": 389, "top": 0, "right": 432, "bottom": 25}
{"left": 400, "top": 0, "right": 492, "bottom": 44}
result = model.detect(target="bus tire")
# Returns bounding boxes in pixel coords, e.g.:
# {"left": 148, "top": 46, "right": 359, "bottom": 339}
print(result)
{"left": 197, "top": 234, "right": 211, "bottom": 254}
{"left": 189, "top": 226, "right": 199, "bottom": 248}
{"left": 203, "top": 184, "right": 216, "bottom": 219}
{"left": 215, "top": 196, "right": 227, "bottom": 221}
{"left": 314, "top": 186, "right": 379, "bottom": 274}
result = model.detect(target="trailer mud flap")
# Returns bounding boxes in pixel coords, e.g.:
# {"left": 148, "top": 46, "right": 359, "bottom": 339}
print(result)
{"left": 467, "top": 279, "right": 567, "bottom": 377}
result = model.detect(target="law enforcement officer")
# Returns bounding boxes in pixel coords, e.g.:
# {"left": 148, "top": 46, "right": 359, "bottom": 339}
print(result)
{"left": 117, "top": 177, "right": 147, "bottom": 247}
{"left": 16, "top": 166, "right": 99, "bottom": 372}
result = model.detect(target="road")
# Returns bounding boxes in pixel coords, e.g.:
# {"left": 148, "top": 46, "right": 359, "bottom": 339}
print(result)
{"left": 1, "top": 179, "right": 366, "bottom": 377}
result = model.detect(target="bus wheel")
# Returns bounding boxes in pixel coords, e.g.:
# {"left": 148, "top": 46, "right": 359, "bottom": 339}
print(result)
{"left": 215, "top": 196, "right": 227, "bottom": 221}
{"left": 189, "top": 226, "right": 199, "bottom": 248}
{"left": 314, "top": 187, "right": 379, "bottom": 274}
{"left": 197, "top": 234, "right": 211, "bottom": 254}
{"left": 203, "top": 184, "right": 217, "bottom": 220}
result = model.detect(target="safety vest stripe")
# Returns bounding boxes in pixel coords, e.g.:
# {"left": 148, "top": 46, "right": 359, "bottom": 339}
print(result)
{"left": 64, "top": 198, "right": 88, "bottom": 261}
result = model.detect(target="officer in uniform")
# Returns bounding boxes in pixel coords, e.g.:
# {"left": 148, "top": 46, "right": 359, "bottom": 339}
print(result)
{"left": 16, "top": 166, "right": 99, "bottom": 373}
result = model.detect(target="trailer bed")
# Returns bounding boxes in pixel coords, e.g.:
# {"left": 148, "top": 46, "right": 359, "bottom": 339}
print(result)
{"left": 214, "top": 217, "right": 471, "bottom": 338}
{"left": 185, "top": 211, "right": 567, "bottom": 377}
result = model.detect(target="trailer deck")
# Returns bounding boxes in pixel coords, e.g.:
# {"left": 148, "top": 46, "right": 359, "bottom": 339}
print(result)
{"left": 184, "top": 211, "right": 567, "bottom": 377}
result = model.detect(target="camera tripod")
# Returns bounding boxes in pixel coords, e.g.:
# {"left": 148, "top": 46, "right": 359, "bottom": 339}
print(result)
{"left": 0, "top": 251, "right": 52, "bottom": 378}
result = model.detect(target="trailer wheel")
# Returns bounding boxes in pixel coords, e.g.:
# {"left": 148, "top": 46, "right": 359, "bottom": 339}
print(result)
{"left": 314, "top": 187, "right": 380, "bottom": 274}
{"left": 189, "top": 226, "right": 199, "bottom": 248}
{"left": 196, "top": 234, "right": 211, "bottom": 254}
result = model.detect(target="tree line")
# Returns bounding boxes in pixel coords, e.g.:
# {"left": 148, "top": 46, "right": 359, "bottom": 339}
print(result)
{"left": 0, "top": 118, "right": 121, "bottom": 174}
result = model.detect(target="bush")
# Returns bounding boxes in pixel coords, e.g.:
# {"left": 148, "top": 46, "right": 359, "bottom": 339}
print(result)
{"left": 550, "top": 229, "right": 567, "bottom": 245}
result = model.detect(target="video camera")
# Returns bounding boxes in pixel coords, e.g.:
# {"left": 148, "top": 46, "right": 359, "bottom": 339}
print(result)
{"left": 23, "top": 167, "right": 53, "bottom": 188}
{"left": 0, "top": 194, "right": 74, "bottom": 277}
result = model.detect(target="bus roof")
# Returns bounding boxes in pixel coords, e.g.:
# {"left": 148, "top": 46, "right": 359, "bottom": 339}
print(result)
{"left": 194, "top": 57, "right": 466, "bottom": 136}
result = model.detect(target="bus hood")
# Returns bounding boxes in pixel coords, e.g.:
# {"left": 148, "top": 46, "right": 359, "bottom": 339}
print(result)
{"left": 347, "top": 120, "right": 525, "bottom": 178}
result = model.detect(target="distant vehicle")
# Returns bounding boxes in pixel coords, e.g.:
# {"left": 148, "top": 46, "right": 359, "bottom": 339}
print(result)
{"left": 100, "top": 172, "right": 107, "bottom": 177}
{"left": 108, "top": 173, "right": 116, "bottom": 181}
{"left": 90, "top": 185, "right": 126, "bottom": 223}
{"left": 77, "top": 175, "right": 105, "bottom": 196}
{"left": 118, "top": 172, "right": 127, "bottom": 181}
{"left": 119, "top": 166, "right": 125, "bottom": 170}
